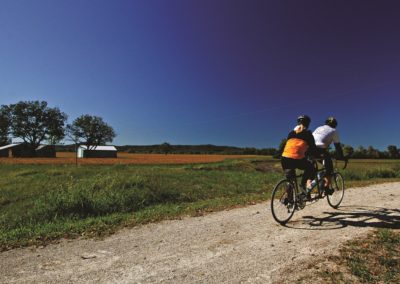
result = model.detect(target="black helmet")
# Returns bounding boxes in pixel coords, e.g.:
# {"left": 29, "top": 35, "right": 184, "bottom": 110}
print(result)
{"left": 297, "top": 115, "right": 311, "bottom": 128}
{"left": 325, "top": 116, "right": 337, "bottom": 128}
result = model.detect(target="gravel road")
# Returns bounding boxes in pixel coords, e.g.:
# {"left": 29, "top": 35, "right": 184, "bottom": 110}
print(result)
{"left": 1, "top": 182, "right": 399, "bottom": 283}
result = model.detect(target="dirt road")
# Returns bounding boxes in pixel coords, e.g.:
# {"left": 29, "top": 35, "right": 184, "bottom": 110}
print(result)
{"left": 1, "top": 183, "right": 399, "bottom": 283}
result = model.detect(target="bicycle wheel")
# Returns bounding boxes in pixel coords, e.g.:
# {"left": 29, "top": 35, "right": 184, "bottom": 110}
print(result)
{"left": 271, "top": 179, "right": 296, "bottom": 224}
{"left": 327, "top": 172, "right": 344, "bottom": 209}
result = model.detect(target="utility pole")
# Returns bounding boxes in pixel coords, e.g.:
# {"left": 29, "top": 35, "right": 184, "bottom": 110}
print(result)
{"left": 75, "top": 143, "right": 78, "bottom": 167}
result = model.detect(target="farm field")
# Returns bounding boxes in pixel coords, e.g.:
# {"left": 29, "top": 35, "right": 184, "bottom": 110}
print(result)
{"left": 0, "top": 152, "right": 258, "bottom": 165}
{"left": 0, "top": 157, "right": 399, "bottom": 251}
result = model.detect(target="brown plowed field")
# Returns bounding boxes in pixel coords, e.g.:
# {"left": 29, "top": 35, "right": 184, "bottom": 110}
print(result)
{"left": 0, "top": 152, "right": 258, "bottom": 165}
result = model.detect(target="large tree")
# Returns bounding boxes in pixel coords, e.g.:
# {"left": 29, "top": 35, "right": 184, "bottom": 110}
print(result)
{"left": 0, "top": 105, "right": 11, "bottom": 146}
{"left": 67, "top": 115, "right": 116, "bottom": 149}
{"left": 10, "top": 101, "right": 67, "bottom": 151}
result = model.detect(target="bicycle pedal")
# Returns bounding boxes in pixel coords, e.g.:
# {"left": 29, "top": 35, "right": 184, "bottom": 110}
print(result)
{"left": 324, "top": 187, "right": 334, "bottom": 195}
{"left": 300, "top": 192, "right": 311, "bottom": 201}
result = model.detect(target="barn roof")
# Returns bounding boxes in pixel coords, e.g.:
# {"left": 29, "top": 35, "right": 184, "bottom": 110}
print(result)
{"left": 0, "top": 144, "right": 55, "bottom": 151}
{"left": 36, "top": 145, "right": 51, "bottom": 150}
{"left": 0, "top": 144, "right": 21, "bottom": 150}
{"left": 79, "top": 145, "right": 117, "bottom": 151}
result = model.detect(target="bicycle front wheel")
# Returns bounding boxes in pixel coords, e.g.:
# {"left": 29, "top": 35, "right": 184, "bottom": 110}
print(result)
{"left": 327, "top": 172, "right": 345, "bottom": 209}
{"left": 271, "top": 179, "right": 296, "bottom": 224}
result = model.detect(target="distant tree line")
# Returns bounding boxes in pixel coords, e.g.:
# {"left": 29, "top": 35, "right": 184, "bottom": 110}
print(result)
{"left": 327, "top": 144, "right": 400, "bottom": 159}
{"left": 57, "top": 142, "right": 400, "bottom": 159}
{"left": 345, "top": 145, "right": 400, "bottom": 159}
{"left": 0, "top": 101, "right": 116, "bottom": 155}
{"left": 110, "top": 143, "right": 400, "bottom": 159}
{"left": 111, "top": 144, "right": 278, "bottom": 156}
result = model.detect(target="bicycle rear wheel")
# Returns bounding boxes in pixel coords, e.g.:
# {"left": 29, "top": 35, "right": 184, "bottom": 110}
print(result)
{"left": 271, "top": 179, "right": 296, "bottom": 224}
{"left": 327, "top": 172, "right": 344, "bottom": 209}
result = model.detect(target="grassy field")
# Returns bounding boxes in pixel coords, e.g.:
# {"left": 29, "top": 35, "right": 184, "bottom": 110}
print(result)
{"left": 0, "top": 155, "right": 399, "bottom": 251}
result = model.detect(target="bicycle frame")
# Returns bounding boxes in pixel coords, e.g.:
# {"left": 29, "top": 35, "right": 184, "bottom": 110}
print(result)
{"left": 271, "top": 156, "right": 349, "bottom": 225}
{"left": 290, "top": 157, "right": 348, "bottom": 202}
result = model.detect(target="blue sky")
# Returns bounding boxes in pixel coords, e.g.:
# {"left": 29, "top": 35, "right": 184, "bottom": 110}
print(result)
{"left": 1, "top": 0, "right": 399, "bottom": 149}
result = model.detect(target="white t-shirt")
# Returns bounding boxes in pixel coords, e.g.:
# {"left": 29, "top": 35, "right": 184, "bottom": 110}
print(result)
{"left": 312, "top": 125, "right": 340, "bottom": 148}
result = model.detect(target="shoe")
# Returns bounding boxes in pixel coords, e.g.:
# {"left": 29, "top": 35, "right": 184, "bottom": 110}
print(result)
{"left": 324, "top": 187, "right": 334, "bottom": 195}
{"left": 304, "top": 185, "right": 312, "bottom": 200}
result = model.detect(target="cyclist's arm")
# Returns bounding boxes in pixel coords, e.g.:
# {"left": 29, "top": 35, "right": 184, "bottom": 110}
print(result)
{"left": 332, "top": 130, "right": 345, "bottom": 160}
{"left": 334, "top": 143, "right": 345, "bottom": 160}
{"left": 306, "top": 131, "right": 318, "bottom": 158}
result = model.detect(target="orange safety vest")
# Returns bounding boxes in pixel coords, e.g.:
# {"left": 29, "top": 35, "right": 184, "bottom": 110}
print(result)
{"left": 282, "top": 138, "right": 309, "bottom": 159}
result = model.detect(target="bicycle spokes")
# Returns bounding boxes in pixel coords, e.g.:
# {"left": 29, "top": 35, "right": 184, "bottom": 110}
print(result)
{"left": 327, "top": 173, "right": 345, "bottom": 209}
{"left": 271, "top": 180, "right": 296, "bottom": 224}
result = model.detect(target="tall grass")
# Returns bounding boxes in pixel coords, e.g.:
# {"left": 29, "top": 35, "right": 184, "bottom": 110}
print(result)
{"left": 0, "top": 159, "right": 280, "bottom": 249}
{"left": 0, "top": 158, "right": 399, "bottom": 250}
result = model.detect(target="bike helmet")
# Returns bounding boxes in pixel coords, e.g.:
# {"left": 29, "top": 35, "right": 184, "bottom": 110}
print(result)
{"left": 325, "top": 116, "right": 338, "bottom": 128}
{"left": 297, "top": 115, "right": 311, "bottom": 128}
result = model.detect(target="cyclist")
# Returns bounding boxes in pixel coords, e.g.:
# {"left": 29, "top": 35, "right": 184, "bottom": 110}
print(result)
{"left": 281, "top": 115, "right": 317, "bottom": 196}
{"left": 312, "top": 117, "right": 345, "bottom": 194}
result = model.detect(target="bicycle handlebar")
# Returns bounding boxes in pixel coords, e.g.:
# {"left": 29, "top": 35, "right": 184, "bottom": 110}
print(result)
{"left": 335, "top": 158, "right": 348, "bottom": 169}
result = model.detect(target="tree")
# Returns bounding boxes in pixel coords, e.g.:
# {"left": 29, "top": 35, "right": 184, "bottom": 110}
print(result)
{"left": 387, "top": 145, "right": 399, "bottom": 159}
{"left": 353, "top": 145, "right": 367, "bottom": 158}
{"left": 67, "top": 115, "right": 116, "bottom": 149}
{"left": 0, "top": 105, "right": 11, "bottom": 146}
{"left": 9, "top": 101, "right": 67, "bottom": 152}
{"left": 342, "top": 144, "right": 354, "bottom": 157}
{"left": 367, "top": 146, "right": 380, "bottom": 159}
{"left": 160, "top": 142, "right": 172, "bottom": 155}
{"left": 46, "top": 107, "right": 68, "bottom": 145}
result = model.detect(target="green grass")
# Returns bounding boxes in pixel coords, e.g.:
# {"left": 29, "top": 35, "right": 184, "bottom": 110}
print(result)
{"left": 0, "top": 158, "right": 400, "bottom": 250}
{"left": 329, "top": 229, "right": 400, "bottom": 283}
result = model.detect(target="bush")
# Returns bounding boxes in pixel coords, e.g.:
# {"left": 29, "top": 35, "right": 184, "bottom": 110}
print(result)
{"left": 342, "top": 170, "right": 363, "bottom": 181}
{"left": 366, "top": 169, "right": 397, "bottom": 179}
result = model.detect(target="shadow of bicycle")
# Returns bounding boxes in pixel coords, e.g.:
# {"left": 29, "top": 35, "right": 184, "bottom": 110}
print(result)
{"left": 285, "top": 206, "right": 400, "bottom": 230}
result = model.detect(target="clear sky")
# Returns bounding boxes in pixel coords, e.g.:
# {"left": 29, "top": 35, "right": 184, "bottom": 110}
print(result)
{"left": 1, "top": 0, "right": 399, "bottom": 149}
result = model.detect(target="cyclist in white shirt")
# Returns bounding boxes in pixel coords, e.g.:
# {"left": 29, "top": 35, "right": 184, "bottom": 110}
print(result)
{"left": 312, "top": 117, "right": 345, "bottom": 194}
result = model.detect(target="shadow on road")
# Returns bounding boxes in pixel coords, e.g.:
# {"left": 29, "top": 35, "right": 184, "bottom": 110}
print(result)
{"left": 285, "top": 206, "right": 400, "bottom": 230}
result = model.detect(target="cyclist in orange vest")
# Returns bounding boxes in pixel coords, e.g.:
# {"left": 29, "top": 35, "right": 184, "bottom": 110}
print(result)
{"left": 281, "top": 115, "right": 317, "bottom": 193}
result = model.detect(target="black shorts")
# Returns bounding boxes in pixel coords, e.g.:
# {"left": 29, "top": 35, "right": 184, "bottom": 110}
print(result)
{"left": 281, "top": 157, "right": 315, "bottom": 183}
{"left": 314, "top": 147, "right": 333, "bottom": 175}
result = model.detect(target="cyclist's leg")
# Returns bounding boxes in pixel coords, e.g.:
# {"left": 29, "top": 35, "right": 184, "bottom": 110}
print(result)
{"left": 297, "top": 158, "right": 314, "bottom": 190}
{"left": 281, "top": 157, "right": 296, "bottom": 203}
{"left": 281, "top": 157, "right": 296, "bottom": 178}
{"left": 323, "top": 153, "right": 334, "bottom": 187}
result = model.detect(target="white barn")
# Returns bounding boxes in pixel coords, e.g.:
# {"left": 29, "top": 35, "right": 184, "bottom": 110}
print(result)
{"left": 77, "top": 145, "right": 118, "bottom": 158}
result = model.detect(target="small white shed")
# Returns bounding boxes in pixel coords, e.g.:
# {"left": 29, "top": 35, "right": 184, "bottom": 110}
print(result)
{"left": 77, "top": 145, "right": 118, "bottom": 158}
